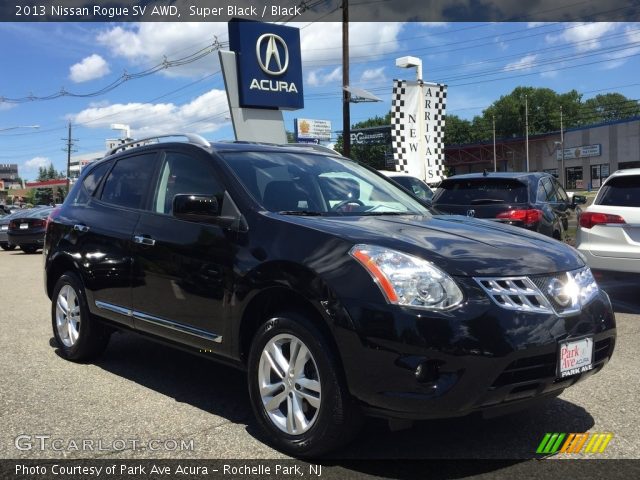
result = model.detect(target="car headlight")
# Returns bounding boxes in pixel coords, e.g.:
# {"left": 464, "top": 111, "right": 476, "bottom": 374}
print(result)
{"left": 349, "top": 244, "right": 464, "bottom": 310}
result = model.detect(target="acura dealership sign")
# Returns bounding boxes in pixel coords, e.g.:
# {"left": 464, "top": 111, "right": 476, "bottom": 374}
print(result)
{"left": 228, "top": 20, "right": 304, "bottom": 110}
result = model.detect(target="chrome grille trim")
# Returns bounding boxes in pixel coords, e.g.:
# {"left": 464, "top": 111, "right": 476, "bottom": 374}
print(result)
{"left": 475, "top": 267, "right": 599, "bottom": 316}
{"left": 475, "top": 277, "right": 553, "bottom": 314}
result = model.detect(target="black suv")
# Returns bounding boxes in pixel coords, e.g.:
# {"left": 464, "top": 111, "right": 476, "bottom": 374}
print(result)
{"left": 432, "top": 172, "right": 586, "bottom": 240}
{"left": 44, "top": 135, "right": 615, "bottom": 456}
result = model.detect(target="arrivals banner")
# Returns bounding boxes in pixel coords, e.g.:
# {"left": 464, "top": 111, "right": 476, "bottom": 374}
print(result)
{"left": 391, "top": 80, "right": 447, "bottom": 183}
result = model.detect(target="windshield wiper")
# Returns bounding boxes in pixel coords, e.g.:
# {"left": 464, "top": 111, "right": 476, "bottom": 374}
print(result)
{"left": 470, "top": 198, "right": 505, "bottom": 204}
{"left": 361, "top": 211, "right": 416, "bottom": 216}
{"left": 277, "top": 210, "right": 325, "bottom": 216}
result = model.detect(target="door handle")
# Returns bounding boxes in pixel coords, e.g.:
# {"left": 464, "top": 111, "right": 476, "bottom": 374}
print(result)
{"left": 133, "top": 235, "right": 156, "bottom": 246}
{"left": 73, "top": 224, "right": 90, "bottom": 233}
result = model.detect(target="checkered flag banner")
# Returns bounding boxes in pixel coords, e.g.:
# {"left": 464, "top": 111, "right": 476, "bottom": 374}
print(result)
{"left": 391, "top": 80, "right": 447, "bottom": 183}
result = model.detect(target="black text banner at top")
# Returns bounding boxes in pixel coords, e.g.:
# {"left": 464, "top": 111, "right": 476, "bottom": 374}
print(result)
{"left": 4, "top": 0, "right": 640, "bottom": 22}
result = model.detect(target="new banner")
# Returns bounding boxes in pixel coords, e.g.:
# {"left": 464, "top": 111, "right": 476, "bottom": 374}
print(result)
{"left": 391, "top": 80, "right": 447, "bottom": 183}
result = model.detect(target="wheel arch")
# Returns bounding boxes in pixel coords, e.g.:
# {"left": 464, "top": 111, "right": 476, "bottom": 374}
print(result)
{"left": 46, "top": 252, "right": 83, "bottom": 299}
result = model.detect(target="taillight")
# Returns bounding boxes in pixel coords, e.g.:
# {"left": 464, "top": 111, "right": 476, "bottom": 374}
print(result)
{"left": 496, "top": 209, "right": 543, "bottom": 226}
{"left": 8, "top": 220, "right": 17, "bottom": 229}
{"left": 32, "top": 219, "right": 46, "bottom": 228}
{"left": 579, "top": 212, "right": 626, "bottom": 229}
{"left": 46, "top": 207, "right": 61, "bottom": 231}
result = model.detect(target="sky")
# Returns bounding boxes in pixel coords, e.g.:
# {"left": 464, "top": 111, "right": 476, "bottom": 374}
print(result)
{"left": 1, "top": 20, "right": 640, "bottom": 180}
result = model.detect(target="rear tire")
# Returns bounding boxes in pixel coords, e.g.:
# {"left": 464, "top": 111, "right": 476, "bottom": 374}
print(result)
{"left": 247, "top": 311, "right": 362, "bottom": 457}
{"left": 21, "top": 246, "right": 38, "bottom": 254}
{"left": 51, "top": 272, "right": 111, "bottom": 361}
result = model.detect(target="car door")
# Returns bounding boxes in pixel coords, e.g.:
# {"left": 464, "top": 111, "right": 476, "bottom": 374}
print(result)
{"left": 130, "top": 148, "right": 237, "bottom": 351}
{"left": 79, "top": 152, "right": 159, "bottom": 327}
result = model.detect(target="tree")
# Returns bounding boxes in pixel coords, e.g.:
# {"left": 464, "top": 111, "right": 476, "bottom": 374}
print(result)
{"left": 33, "top": 163, "right": 65, "bottom": 205}
{"left": 334, "top": 113, "right": 391, "bottom": 169}
{"left": 581, "top": 93, "right": 640, "bottom": 124}
{"left": 444, "top": 114, "right": 473, "bottom": 145}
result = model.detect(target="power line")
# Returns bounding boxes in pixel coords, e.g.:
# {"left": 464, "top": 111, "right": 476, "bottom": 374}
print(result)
{"left": 0, "top": 40, "right": 226, "bottom": 105}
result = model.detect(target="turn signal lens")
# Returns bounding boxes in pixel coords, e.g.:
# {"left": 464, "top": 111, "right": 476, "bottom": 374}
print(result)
{"left": 349, "top": 245, "right": 464, "bottom": 310}
{"left": 579, "top": 212, "right": 626, "bottom": 229}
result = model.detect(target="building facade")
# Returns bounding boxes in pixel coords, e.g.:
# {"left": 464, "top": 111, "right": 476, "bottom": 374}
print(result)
{"left": 445, "top": 116, "right": 640, "bottom": 189}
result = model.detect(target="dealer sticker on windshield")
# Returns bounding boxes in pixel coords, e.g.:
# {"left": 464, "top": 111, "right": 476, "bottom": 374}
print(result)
{"left": 559, "top": 337, "right": 593, "bottom": 378}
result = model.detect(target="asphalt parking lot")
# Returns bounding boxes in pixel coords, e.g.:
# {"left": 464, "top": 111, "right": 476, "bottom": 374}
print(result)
{"left": 0, "top": 250, "right": 638, "bottom": 466}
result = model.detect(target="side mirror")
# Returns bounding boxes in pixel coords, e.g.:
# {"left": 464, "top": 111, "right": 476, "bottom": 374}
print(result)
{"left": 572, "top": 194, "right": 587, "bottom": 205}
{"left": 173, "top": 194, "right": 219, "bottom": 222}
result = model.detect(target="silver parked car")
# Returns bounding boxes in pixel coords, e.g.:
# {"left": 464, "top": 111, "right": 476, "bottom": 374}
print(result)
{"left": 575, "top": 168, "right": 640, "bottom": 278}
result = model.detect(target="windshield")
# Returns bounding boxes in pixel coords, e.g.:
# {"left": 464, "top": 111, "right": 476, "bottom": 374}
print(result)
{"left": 221, "top": 151, "right": 429, "bottom": 216}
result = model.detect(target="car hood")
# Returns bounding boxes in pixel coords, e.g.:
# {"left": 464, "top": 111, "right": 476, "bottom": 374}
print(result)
{"left": 276, "top": 213, "right": 584, "bottom": 277}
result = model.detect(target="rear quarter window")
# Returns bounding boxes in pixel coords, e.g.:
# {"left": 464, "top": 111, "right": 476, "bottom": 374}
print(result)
{"left": 433, "top": 178, "right": 529, "bottom": 205}
{"left": 596, "top": 175, "right": 640, "bottom": 207}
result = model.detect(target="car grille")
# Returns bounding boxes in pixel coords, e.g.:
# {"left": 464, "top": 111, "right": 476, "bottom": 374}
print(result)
{"left": 474, "top": 267, "right": 598, "bottom": 316}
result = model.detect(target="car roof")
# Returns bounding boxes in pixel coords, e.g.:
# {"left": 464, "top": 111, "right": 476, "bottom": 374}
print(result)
{"left": 445, "top": 171, "right": 551, "bottom": 181}
{"left": 607, "top": 168, "right": 640, "bottom": 179}
{"left": 379, "top": 170, "right": 416, "bottom": 178}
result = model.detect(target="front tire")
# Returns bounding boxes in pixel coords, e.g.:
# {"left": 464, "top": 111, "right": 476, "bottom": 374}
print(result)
{"left": 51, "top": 272, "right": 110, "bottom": 361}
{"left": 1, "top": 244, "right": 16, "bottom": 251}
{"left": 247, "top": 312, "right": 362, "bottom": 457}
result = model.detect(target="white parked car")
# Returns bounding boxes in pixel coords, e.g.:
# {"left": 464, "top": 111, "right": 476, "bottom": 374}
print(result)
{"left": 575, "top": 168, "right": 640, "bottom": 276}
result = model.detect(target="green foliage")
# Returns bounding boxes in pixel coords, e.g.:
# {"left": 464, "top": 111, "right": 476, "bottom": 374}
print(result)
{"left": 34, "top": 163, "right": 66, "bottom": 205}
{"left": 581, "top": 93, "right": 640, "bottom": 124}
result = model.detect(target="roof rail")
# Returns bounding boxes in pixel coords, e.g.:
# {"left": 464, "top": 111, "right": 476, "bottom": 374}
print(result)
{"left": 106, "top": 133, "right": 211, "bottom": 156}
{"left": 282, "top": 142, "right": 341, "bottom": 156}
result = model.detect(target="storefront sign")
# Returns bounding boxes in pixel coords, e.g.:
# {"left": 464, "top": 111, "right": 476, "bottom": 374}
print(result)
{"left": 557, "top": 144, "right": 601, "bottom": 160}
{"left": 350, "top": 126, "right": 391, "bottom": 145}
{"left": 295, "top": 118, "right": 331, "bottom": 142}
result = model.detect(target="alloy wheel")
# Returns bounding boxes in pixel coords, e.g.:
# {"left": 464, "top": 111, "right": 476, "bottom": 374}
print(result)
{"left": 258, "top": 333, "right": 321, "bottom": 435}
{"left": 55, "top": 284, "right": 81, "bottom": 347}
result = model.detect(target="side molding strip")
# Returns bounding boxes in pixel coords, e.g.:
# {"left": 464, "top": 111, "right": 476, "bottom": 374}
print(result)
{"left": 94, "top": 301, "right": 222, "bottom": 343}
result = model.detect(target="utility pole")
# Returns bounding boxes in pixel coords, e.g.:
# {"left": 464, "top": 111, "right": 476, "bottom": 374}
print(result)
{"left": 342, "top": 0, "right": 351, "bottom": 158}
{"left": 525, "top": 95, "right": 529, "bottom": 172}
{"left": 63, "top": 122, "right": 77, "bottom": 196}
{"left": 560, "top": 106, "right": 565, "bottom": 188}
{"left": 492, "top": 115, "right": 497, "bottom": 172}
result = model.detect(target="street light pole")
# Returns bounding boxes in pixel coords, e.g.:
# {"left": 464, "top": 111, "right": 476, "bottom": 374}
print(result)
{"left": 560, "top": 106, "right": 565, "bottom": 188}
{"left": 492, "top": 115, "right": 497, "bottom": 172}
{"left": 525, "top": 95, "right": 529, "bottom": 172}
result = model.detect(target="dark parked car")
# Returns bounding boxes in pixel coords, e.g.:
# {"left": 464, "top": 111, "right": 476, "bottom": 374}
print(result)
{"left": 379, "top": 170, "right": 434, "bottom": 202}
{"left": 432, "top": 172, "right": 586, "bottom": 240}
{"left": 44, "top": 135, "right": 615, "bottom": 456}
{"left": 1, "top": 210, "right": 27, "bottom": 251}
{"left": 8, "top": 207, "right": 53, "bottom": 253}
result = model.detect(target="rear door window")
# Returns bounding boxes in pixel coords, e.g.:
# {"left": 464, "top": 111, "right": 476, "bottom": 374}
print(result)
{"left": 597, "top": 175, "right": 640, "bottom": 207}
{"left": 71, "top": 161, "right": 112, "bottom": 206}
{"left": 99, "top": 153, "right": 157, "bottom": 210}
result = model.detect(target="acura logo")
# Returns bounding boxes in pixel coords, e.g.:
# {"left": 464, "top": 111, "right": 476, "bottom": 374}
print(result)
{"left": 466, "top": 209, "right": 475, "bottom": 218}
{"left": 256, "top": 34, "right": 289, "bottom": 75}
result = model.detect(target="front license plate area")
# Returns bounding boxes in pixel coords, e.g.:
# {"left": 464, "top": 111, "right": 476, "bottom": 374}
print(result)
{"left": 558, "top": 337, "right": 593, "bottom": 378}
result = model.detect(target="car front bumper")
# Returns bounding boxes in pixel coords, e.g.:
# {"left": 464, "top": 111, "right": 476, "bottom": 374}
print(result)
{"left": 335, "top": 284, "right": 616, "bottom": 420}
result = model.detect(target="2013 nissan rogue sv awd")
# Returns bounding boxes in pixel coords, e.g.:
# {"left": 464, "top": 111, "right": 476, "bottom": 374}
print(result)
{"left": 44, "top": 134, "right": 616, "bottom": 457}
